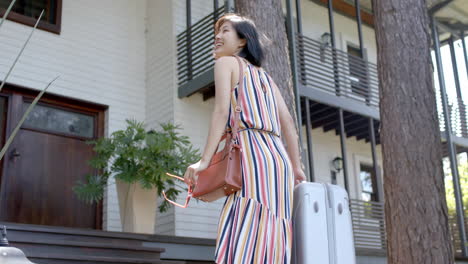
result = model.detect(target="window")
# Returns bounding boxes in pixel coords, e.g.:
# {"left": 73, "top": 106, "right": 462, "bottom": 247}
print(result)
{"left": 347, "top": 44, "right": 370, "bottom": 101}
{"left": 22, "top": 102, "right": 95, "bottom": 139}
{"left": 0, "top": 0, "right": 62, "bottom": 34}
{"left": 359, "top": 164, "right": 378, "bottom": 202}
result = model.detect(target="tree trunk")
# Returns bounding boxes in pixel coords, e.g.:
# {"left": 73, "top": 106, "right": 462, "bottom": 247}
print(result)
{"left": 373, "top": 0, "right": 454, "bottom": 263}
{"left": 234, "top": 0, "right": 297, "bottom": 121}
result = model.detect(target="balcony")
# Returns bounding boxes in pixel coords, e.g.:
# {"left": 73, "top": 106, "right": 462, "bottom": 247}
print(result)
{"left": 449, "top": 210, "right": 468, "bottom": 257}
{"left": 177, "top": 6, "right": 225, "bottom": 99}
{"left": 350, "top": 199, "right": 386, "bottom": 256}
{"left": 296, "top": 32, "right": 380, "bottom": 119}
{"left": 350, "top": 200, "right": 468, "bottom": 259}
{"left": 439, "top": 97, "right": 468, "bottom": 150}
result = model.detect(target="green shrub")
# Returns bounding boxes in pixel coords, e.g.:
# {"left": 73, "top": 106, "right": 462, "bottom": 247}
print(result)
{"left": 73, "top": 119, "right": 200, "bottom": 212}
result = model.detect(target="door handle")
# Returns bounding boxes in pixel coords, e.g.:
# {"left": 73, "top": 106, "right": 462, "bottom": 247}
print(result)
{"left": 10, "top": 148, "right": 20, "bottom": 160}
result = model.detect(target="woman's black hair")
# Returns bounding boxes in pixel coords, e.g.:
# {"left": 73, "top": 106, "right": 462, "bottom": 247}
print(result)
{"left": 214, "top": 13, "right": 265, "bottom": 67}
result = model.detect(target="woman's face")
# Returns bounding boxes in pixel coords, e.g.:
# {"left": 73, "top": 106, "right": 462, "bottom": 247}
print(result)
{"left": 213, "top": 21, "right": 246, "bottom": 59}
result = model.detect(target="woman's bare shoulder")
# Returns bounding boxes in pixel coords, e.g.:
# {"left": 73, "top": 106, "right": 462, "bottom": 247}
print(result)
{"left": 214, "top": 56, "right": 238, "bottom": 69}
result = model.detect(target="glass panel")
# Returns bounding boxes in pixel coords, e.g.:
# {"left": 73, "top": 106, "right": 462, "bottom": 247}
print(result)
{"left": 361, "top": 192, "right": 371, "bottom": 202}
{"left": 0, "top": 0, "right": 57, "bottom": 24}
{"left": 360, "top": 170, "right": 373, "bottom": 193}
{"left": 23, "top": 103, "right": 94, "bottom": 138}
{"left": 347, "top": 45, "right": 369, "bottom": 97}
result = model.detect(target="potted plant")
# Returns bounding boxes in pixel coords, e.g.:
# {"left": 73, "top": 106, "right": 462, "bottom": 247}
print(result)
{"left": 73, "top": 119, "right": 199, "bottom": 233}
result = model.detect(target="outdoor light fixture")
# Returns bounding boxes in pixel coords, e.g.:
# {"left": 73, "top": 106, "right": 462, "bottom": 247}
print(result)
{"left": 0, "top": 226, "right": 35, "bottom": 264}
{"left": 321, "top": 32, "right": 331, "bottom": 48}
{"left": 320, "top": 32, "right": 331, "bottom": 62}
{"left": 332, "top": 157, "right": 343, "bottom": 173}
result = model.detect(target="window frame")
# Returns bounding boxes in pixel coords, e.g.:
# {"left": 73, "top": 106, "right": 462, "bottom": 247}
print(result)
{"left": 21, "top": 100, "right": 97, "bottom": 140}
{"left": 346, "top": 43, "right": 370, "bottom": 101}
{"left": 359, "top": 163, "right": 379, "bottom": 202}
{"left": 0, "top": 0, "right": 62, "bottom": 34}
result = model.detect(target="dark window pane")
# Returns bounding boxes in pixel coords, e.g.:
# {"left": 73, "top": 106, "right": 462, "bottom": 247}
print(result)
{"left": 0, "top": 0, "right": 57, "bottom": 24}
{"left": 23, "top": 103, "right": 95, "bottom": 138}
{"left": 360, "top": 164, "right": 379, "bottom": 202}
{"left": 360, "top": 170, "right": 373, "bottom": 193}
{"left": 347, "top": 44, "right": 370, "bottom": 98}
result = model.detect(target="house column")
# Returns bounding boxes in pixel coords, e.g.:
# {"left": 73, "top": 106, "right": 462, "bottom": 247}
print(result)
{"left": 186, "top": 0, "right": 192, "bottom": 81}
{"left": 294, "top": 0, "right": 315, "bottom": 181}
{"left": 462, "top": 31, "right": 468, "bottom": 79}
{"left": 286, "top": 0, "right": 304, "bottom": 162}
{"left": 225, "top": 0, "right": 234, "bottom": 12}
{"left": 304, "top": 99, "right": 315, "bottom": 181}
{"left": 449, "top": 35, "right": 466, "bottom": 137}
{"left": 354, "top": 0, "right": 364, "bottom": 54}
{"left": 339, "top": 109, "right": 350, "bottom": 192}
{"left": 449, "top": 36, "right": 462, "bottom": 99}
{"left": 369, "top": 118, "right": 383, "bottom": 202}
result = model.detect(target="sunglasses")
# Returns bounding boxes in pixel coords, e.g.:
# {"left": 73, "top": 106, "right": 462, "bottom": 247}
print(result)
{"left": 163, "top": 172, "right": 194, "bottom": 208}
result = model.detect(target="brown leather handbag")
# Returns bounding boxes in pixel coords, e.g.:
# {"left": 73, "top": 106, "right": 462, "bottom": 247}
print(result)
{"left": 163, "top": 55, "right": 245, "bottom": 207}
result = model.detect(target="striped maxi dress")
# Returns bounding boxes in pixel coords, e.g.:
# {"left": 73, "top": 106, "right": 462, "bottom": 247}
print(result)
{"left": 214, "top": 57, "right": 294, "bottom": 264}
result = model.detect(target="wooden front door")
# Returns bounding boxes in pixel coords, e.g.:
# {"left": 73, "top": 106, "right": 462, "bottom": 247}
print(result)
{"left": 0, "top": 89, "right": 105, "bottom": 229}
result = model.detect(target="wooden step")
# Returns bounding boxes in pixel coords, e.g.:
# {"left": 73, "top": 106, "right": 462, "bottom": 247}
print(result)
{"left": 28, "top": 252, "right": 163, "bottom": 264}
{"left": 1, "top": 222, "right": 218, "bottom": 263}
{"left": 2, "top": 222, "right": 156, "bottom": 247}
{"left": 2, "top": 222, "right": 165, "bottom": 264}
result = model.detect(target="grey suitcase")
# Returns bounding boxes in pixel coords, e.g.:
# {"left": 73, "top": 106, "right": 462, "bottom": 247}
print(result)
{"left": 291, "top": 182, "right": 356, "bottom": 264}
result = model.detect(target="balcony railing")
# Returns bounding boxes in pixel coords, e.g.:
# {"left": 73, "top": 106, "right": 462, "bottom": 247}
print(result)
{"left": 349, "top": 199, "right": 387, "bottom": 254}
{"left": 438, "top": 97, "right": 468, "bottom": 138}
{"left": 448, "top": 210, "right": 468, "bottom": 257}
{"left": 177, "top": 6, "right": 225, "bottom": 87}
{"left": 296, "top": 33, "right": 380, "bottom": 108}
{"left": 350, "top": 199, "right": 468, "bottom": 258}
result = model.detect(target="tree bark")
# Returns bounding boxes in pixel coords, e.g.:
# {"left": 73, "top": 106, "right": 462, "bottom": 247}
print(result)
{"left": 234, "top": 0, "right": 297, "bottom": 121}
{"left": 373, "top": 0, "right": 454, "bottom": 262}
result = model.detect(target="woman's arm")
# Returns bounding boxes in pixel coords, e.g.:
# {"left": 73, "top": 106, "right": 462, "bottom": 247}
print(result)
{"left": 183, "top": 56, "right": 235, "bottom": 185}
{"left": 270, "top": 77, "right": 307, "bottom": 184}
{"left": 200, "top": 57, "right": 235, "bottom": 164}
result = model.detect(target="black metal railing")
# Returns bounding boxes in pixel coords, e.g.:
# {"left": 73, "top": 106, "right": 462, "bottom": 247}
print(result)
{"left": 350, "top": 199, "right": 468, "bottom": 258}
{"left": 438, "top": 97, "right": 468, "bottom": 138}
{"left": 448, "top": 210, "right": 468, "bottom": 257}
{"left": 177, "top": 6, "right": 225, "bottom": 86}
{"left": 296, "top": 33, "right": 380, "bottom": 108}
{"left": 349, "top": 199, "right": 387, "bottom": 253}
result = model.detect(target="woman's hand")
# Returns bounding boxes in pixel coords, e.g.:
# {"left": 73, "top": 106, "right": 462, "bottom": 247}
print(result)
{"left": 293, "top": 168, "right": 307, "bottom": 186}
{"left": 183, "top": 159, "right": 210, "bottom": 186}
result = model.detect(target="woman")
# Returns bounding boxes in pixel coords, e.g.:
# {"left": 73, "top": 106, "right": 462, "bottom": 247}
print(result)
{"left": 183, "top": 13, "right": 306, "bottom": 263}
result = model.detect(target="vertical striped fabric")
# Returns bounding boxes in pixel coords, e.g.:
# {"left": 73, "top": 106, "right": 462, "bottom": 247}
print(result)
{"left": 214, "top": 57, "right": 294, "bottom": 264}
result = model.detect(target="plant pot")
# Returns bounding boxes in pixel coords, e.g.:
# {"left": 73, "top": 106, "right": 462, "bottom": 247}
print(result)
{"left": 116, "top": 180, "right": 158, "bottom": 234}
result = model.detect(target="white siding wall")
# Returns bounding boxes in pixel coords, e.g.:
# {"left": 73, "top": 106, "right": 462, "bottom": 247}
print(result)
{"left": 172, "top": 0, "right": 225, "bottom": 239}
{"left": 146, "top": 0, "right": 177, "bottom": 235}
{"left": 300, "top": 0, "right": 377, "bottom": 63}
{"left": 0, "top": 0, "right": 147, "bottom": 231}
{"left": 300, "top": 126, "right": 383, "bottom": 201}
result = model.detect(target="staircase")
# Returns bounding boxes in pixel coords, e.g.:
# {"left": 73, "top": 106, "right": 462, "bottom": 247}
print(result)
{"left": 2, "top": 222, "right": 215, "bottom": 264}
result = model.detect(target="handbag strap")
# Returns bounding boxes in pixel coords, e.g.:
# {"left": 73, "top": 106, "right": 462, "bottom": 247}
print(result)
{"left": 231, "top": 55, "right": 245, "bottom": 143}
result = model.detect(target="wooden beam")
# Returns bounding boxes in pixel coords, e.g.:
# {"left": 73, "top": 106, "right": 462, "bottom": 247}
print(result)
{"left": 315, "top": 0, "right": 374, "bottom": 27}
